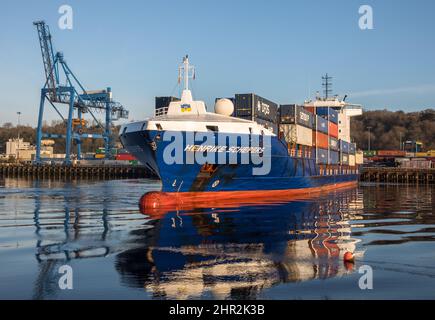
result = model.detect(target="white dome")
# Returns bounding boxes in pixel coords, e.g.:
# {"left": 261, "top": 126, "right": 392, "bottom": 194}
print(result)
{"left": 214, "top": 98, "right": 234, "bottom": 116}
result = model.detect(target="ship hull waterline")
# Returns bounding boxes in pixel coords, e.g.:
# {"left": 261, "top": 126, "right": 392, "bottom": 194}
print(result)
{"left": 120, "top": 129, "right": 359, "bottom": 194}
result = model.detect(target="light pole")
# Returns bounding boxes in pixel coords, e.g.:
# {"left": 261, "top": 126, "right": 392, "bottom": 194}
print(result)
{"left": 367, "top": 126, "right": 372, "bottom": 152}
{"left": 17, "top": 112, "right": 21, "bottom": 149}
{"left": 399, "top": 132, "right": 402, "bottom": 151}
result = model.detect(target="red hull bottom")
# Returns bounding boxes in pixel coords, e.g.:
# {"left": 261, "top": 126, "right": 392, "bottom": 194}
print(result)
{"left": 139, "top": 181, "right": 358, "bottom": 218}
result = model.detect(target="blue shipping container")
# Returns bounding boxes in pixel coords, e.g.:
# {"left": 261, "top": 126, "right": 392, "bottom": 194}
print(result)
{"left": 315, "top": 115, "right": 328, "bottom": 134}
{"left": 316, "top": 148, "right": 328, "bottom": 164}
{"left": 349, "top": 143, "right": 356, "bottom": 155}
{"left": 329, "top": 137, "right": 339, "bottom": 151}
{"left": 341, "top": 152, "right": 349, "bottom": 165}
{"left": 316, "top": 107, "right": 339, "bottom": 124}
{"left": 340, "top": 140, "right": 350, "bottom": 153}
{"left": 329, "top": 150, "right": 339, "bottom": 164}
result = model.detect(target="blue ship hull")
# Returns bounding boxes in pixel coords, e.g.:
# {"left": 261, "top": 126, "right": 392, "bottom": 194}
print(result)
{"left": 120, "top": 129, "right": 358, "bottom": 193}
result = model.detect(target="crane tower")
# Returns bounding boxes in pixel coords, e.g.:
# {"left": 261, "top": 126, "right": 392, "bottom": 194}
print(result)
{"left": 33, "top": 21, "right": 129, "bottom": 164}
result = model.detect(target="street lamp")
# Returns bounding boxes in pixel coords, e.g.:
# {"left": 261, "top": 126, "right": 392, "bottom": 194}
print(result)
{"left": 17, "top": 112, "right": 21, "bottom": 148}
{"left": 399, "top": 132, "right": 402, "bottom": 151}
{"left": 367, "top": 126, "right": 372, "bottom": 152}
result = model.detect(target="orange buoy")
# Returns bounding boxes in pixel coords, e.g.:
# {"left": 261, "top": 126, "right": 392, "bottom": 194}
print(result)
{"left": 343, "top": 251, "right": 355, "bottom": 263}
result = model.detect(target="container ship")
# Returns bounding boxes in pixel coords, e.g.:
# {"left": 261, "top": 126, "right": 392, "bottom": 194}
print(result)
{"left": 119, "top": 56, "right": 363, "bottom": 194}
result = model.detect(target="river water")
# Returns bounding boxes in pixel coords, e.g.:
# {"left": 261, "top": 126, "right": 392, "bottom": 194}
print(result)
{"left": 0, "top": 178, "right": 434, "bottom": 299}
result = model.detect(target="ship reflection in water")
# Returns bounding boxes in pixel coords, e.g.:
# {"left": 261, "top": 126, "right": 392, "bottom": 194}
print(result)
{"left": 2, "top": 178, "right": 435, "bottom": 299}
{"left": 116, "top": 186, "right": 363, "bottom": 299}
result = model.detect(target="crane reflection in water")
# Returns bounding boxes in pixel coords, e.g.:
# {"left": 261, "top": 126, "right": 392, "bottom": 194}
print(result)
{"left": 115, "top": 186, "right": 364, "bottom": 299}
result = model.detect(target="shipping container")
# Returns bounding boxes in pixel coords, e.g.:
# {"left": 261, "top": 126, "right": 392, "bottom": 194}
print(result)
{"left": 356, "top": 151, "right": 364, "bottom": 164}
{"left": 116, "top": 153, "right": 137, "bottom": 161}
{"left": 414, "top": 151, "right": 435, "bottom": 157}
{"left": 315, "top": 115, "right": 328, "bottom": 134}
{"left": 256, "top": 117, "right": 278, "bottom": 134}
{"left": 328, "top": 122, "right": 338, "bottom": 138}
{"left": 415, "top": 152, "right": 427, "bottom": 157}
{"left": 329, "top": 136, "right": 339, "bottom": 151}
{"left": 155, "top": 96, "right": 180, "bottom": 110}
{"left": 340, "top": 140, "right": 350, "bottom": 154}
{"left": 400, "top": 160, "right": 432, "bottom": 169}
{"left": 341, "top": 153, "right": 349, "bottom": 165}
{"left": 234, "top": 93, "right": 278, "bottom": 123}
{"left": 316, "top": 148, "right": 328, "bottom": 164}
{"left": 316, "top": 107, "right": 339, "bottom": 124}
{"left": 363, "top": 150, "right": 377, "bottom": 157}
{"left": 305, "top": 106, "right": 314, "bottom": 113}
{"left": 329, "top": 150, "right": 339, "bottom": 164}
{"left": 349, "top": 154, "right": 356, "bottom": 166}
{"left": 349, "top": 143, "right": 356, "bottom": 155}
{"left": 404, "top": 140, "right": 423, "bottom": 153}
{"left": 279, "top": 124, "right": 313, "bottom": 146}
{"left": 312, "top": 131, "right": 329, "bottom": 149}
{"left": 279, "top": 104, "right": 313, "bottom": 128}
{"left": 377, "top": 150, "right": 406, "bottom": 157}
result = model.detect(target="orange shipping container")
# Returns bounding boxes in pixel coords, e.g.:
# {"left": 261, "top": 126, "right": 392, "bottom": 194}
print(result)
{"left": 328, "top": 122, "right": 338, "bottom": 138}
{"left": 377, "top": 150, "right": 406, "bottom": 157}
{"left": 312, "top": 131, "right": 329, "bottom": 149}
{"left": 305, "top": 106, "right": 315, "bottom": 113}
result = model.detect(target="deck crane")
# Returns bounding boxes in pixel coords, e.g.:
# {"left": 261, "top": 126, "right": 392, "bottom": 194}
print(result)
{"left": 33, "top": 21, "right": 129, "bottom": 164}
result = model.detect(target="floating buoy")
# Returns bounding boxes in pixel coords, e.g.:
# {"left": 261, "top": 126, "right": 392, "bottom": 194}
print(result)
{"left": 343, "top": 251, "right": 355, "bottom": 263}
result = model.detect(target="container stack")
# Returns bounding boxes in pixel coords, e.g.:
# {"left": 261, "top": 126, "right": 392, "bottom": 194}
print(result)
{"left": 340, "top": 140, "right": 350, "bottom": 165}
{"left": 313, "top": 115, "right": 329, "bottom": 164}
{"left": 232, "top": 96, "right": 361, "bottom": 170}
{"left": 278, "top": 104, "right": 313, "bottom": 157}
{"left": 234, "top": 94, "right": 279, "bottom": 134}
{"left": 155, "top": 96, "right": 180, "bottom": 116}
{"left": 349, "top": 143, "right": 356, "bottom": 166}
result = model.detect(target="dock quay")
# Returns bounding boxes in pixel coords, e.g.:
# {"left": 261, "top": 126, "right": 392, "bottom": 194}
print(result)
{"left": 360, "top": 167, "right": 435, "bottom": 184}
{"left": 0, "top": 163, "right": 157, "bottom": 180}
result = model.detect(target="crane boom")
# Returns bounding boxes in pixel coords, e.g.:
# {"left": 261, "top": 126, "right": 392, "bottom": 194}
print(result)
{"left": 33, "top": 20, "right": 129, "bottom": 164}
{"left": 33, "top": 21, "right": 58, "bottom": 100}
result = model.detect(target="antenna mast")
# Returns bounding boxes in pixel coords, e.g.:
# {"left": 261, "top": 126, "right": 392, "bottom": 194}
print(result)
{"left": 322, "top": 73, "right": 333, "bottom": 99}
{"left": 179, "top": 55, "right": 195, "bottom": 91}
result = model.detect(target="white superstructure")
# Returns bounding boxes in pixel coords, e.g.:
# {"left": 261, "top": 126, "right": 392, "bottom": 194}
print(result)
{"left": 121, "top": 56, "right": 275, "bottom": 137}
{"left": 304, "top": 97, "right": 362, "bottom": 143}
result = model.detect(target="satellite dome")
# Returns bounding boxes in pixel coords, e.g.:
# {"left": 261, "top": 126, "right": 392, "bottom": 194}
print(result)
{"left": 214, "top": 98, "right": 234, "bottom": 116}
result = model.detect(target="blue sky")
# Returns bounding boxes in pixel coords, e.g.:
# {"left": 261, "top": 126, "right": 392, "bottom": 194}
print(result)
{"left": 1, "top": 0, "right": 434, "bottom": 126}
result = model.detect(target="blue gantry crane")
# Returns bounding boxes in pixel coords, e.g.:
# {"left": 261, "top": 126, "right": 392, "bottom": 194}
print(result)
{"left": 33, "top": 21, "right": 129, "bottom": 164}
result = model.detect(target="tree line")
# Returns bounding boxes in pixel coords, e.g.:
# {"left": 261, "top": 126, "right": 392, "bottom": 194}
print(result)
{"left": 350, "top": 109, "right": 434, "bottom": 151}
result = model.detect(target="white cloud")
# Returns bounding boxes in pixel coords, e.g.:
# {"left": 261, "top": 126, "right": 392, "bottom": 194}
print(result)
{"left": 349, "top": 84, "right": 435, "bottom": 98}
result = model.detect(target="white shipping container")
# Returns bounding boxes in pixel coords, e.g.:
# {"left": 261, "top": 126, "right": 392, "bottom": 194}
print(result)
{"left": 355, "top": 151, "right": 364, "bottom": 164}
{"left": 401, "top": 160, "right": 431, "bottom": 169}
{"left": 349, "top": 155, "right": 356, "bottom": 166}
{"left": 280, "top": 124, "right": 312, "bottom": 146}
